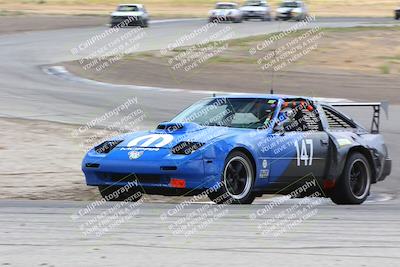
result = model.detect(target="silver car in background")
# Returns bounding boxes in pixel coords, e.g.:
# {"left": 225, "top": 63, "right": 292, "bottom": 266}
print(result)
{"left": 275, "top": 1, "right": 308, "bottom": 21}
{"left": 208, "top": 2, "right": 243, "bottom": 23}
{"left": 240, "top": 0, "right": 272, "bottom": 21}
{"left": 110, "top": 4, "right": 149, "bottom": 27}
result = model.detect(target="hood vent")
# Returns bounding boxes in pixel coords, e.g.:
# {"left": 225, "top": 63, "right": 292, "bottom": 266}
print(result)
{"left": 156, "top": 122, "right": 204, "bottom": 134}
{"left": 157, "top": 122, "right": 184, "bottom": 131}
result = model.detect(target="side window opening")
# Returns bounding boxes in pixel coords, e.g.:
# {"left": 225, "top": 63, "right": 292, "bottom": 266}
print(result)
{"left": 279, "top": 99, "right": 323, "bottom": 132}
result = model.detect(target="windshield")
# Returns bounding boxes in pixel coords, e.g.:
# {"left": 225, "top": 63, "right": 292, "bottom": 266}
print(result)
{"left": 216, "top": 4, "right": 236, "bottom": 9}
{"left": 171, "top": 98, "right": 278, "bottom": 129}
{"left": 244, "top": 1, "right": 265, "bottom": 6}
{"left": 281, "top": 2, "right": 299, "bottom": 8}
{"left": 117, "top": 5, "right": 139, "bottom": 12}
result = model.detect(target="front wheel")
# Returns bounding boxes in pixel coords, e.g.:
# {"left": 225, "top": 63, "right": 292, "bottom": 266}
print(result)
{"left": 233, "top": 17, "right": 243, "bottom": 23}
{"left": 140, "top": 19, "right": 149, "bottom": 28}
{"left": 208, "top": 151, "right": 256, "bottom": 204}
{"left": 330, "top": 153, "right": 371, "bottom": 205}
{"left": 262, "top": 14, "right": 271, "bottom": 21}
{"left": 98, "top": 185, "right": 143, "bottom": 202}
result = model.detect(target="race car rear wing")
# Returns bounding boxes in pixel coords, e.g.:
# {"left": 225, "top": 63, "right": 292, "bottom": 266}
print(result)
{"left": 330, "top": 102, "right": 389, "bottom": 134}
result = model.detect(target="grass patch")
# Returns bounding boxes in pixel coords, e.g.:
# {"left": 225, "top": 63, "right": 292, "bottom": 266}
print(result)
{"left": 118, "top": 25, "right": 400, "bottom": 75}
{"left": 207, "top": 56, "right": 256, "bottom": 64}
{"left": 379, "top": 64, "right": 391, "bottom": 74}
{"left": 0, "top": 9, "right": 25, "bottom": 15}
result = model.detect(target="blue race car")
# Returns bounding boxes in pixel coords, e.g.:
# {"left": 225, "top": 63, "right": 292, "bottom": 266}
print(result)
{"left": 82, "top": 95, "right": 391, "bottom": 205}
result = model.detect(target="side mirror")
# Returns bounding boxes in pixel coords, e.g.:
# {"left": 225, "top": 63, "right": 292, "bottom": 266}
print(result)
{"left": 273, "top": 123, "right": 285, "bottom": 135}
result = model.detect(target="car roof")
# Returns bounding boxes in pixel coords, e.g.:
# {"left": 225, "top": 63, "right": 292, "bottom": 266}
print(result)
{"left": 118, "top": 4, "right": 143, "bottom": 8}
{"left": 216, "top": 2, "right": 238, "bottom": 6}
{"left": 210, "top": 94, "right": 314, "bottom": 101}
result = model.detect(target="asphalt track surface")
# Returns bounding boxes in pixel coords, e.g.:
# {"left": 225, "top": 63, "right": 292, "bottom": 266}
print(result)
{"left": 0, "top": 17, "right": 399, "bottom": 266}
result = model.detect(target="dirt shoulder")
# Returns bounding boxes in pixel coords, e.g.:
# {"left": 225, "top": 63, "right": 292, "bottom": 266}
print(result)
{"left": 0, "top": 15, "right": 108, "bottom": 35}
{"left": 64, "top": 27, "right": 400, "bottom": 103}
{"left": 0, "top": 117, "right": 199, "bottom": 202}
{"left": 0, "top": 117, "right": 99, "bottom": 200}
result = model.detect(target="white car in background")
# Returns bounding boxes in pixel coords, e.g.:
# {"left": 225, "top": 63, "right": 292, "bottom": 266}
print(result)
{"left": 208, "top": 2, "right": 243, "bottom": 23}
{"left": 240, "top": 0, "right": 272, "bottom": 21}
{"left": 110, "top": 4, "right": 149, "bottom": 27}
{"left": 275, "top": 1, "right": 308, "bottom": 21}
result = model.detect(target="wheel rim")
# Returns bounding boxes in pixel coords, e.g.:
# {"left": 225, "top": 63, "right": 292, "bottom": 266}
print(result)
{"left": 224, "top": 156, "right": 252, "bottom": 199}
{"left": 349, "top": 159, "right": 370, "bottom": 199}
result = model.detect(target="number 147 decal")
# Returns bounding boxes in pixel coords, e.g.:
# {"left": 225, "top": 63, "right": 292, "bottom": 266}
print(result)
{"left": 294, "top": 139, "right": 314, "bottom": 166}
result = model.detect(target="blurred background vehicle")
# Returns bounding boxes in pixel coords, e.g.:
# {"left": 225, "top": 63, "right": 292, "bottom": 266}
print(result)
{"left": 240, "top": 0, "right": 272, "bottom": 21}
{"left": 110, "top": 3, "right": 149, "bottom": 28}
{"left": 275, "top": 0, "right": 308, "bottom": 21}
{"left": 208, "top": 2, "right": 243, "bottom": 23}
{"left": 395, "top": 7, "right": 400, "bottom": 19}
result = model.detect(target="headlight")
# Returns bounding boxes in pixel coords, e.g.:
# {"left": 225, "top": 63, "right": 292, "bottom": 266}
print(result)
{"left": 94, "top": 140, "right": 123, "bottom": 154}
{"left": 172, "top": 142, "right": 205, "bottom": 155}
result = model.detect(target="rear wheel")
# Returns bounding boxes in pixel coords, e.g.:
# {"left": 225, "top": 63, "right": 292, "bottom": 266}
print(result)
{"left": 98, "top": 185, "right": 143, "bottom": 202}
{"left": 208, "top": 151, "right": 256, "bottom": 204}
{"left": 330, "top": 153, "right": 371, "bottom": 205}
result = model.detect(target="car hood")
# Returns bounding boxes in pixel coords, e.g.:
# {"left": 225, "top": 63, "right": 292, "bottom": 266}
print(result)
{"left": 116, "top": 122, "right": 246, "bottom": 149}
{"left": 111, "top": 11, "right": 144, "bottom": 17}
{"left": 240, "top": 6, "right": 267, "bottom": 12}
{"left": 276, "top": 7, "right": 294, "bottom": 13}
{"left": 210, "top": 9, "right": 238, "bottom": 15}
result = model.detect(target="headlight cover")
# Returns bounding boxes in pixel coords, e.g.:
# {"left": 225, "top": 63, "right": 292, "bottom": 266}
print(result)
{"left": 172, "top": 142, "right": 205, "bottom": 155}
{"left": 94, "top": 140, "right": 123, "bottom": 154}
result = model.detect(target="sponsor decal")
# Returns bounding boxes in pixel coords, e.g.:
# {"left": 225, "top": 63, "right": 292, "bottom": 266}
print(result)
{"left": 337, "top": 138, "right": 352, "bottom": 147}
{"left": 127, "top": 134, "right": 174, "bottom": 148}
{"left": 128, "top": 150, "right": 144, "bottom": 160}
{"left": 262, "top": 159, "right": 268, "bottom": 169}
{"left": 260, "top": 169, "right": 269, "bottom": 179}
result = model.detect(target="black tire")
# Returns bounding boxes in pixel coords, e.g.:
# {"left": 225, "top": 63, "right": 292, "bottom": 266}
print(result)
{"left": 208, "top": 151, "right": 256, "bottom": 204}
{"left": 233, "top": 17, "right": 243, "bottom": 23}
{"left": 140, "top": 19, "right": 149, "bottom": 28}
{"left": 396, "top": 15, "right": 400, "bottom": 20}
{"left": 98, "top": 185, "right": 143, "bottom": 202}
{"left": 330, "top": 153, "right": 371, "bottom": 205}
{"left": 262, "top": 14, "right": 271, "bottom": 21}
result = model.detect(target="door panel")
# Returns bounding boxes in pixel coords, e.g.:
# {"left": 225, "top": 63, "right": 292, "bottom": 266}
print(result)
{"left": 266, "top": 132, "right": 329, "bottom": 185}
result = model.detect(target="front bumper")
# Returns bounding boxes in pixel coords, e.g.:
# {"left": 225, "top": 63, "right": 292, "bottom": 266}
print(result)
{"left": 242, "top": 12, "right": 265, "bottom": 19}
{"left": 209, "top": 16, "right": 239, "bottom": 22}
{"left": 82, "top": 149, "right": 221, "bottom": 191}
{"left": 111, "top": 16, "right": 146, "bottom": 26}
{"left": 276, "top": 12, "right": 292, "bottom": 19}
